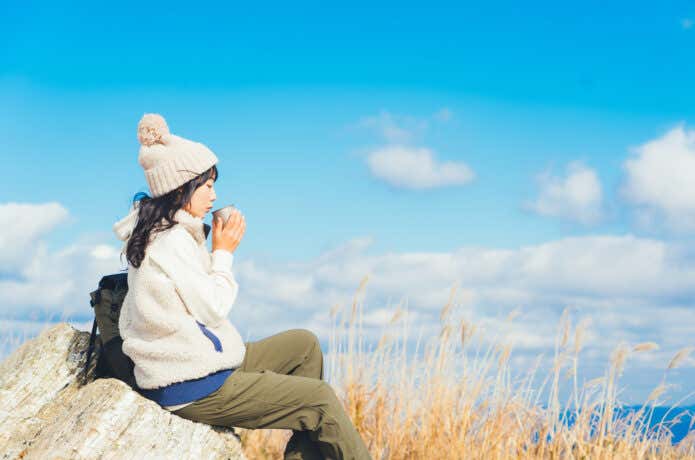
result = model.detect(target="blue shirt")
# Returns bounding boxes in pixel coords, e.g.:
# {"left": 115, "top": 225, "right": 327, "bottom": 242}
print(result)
{"left": 138, "top": 321, "right": 235, "bottom": 406}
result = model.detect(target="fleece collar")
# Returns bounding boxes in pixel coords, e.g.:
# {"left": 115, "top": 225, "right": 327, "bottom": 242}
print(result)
{"left": 172, "top": 208, "right": 207, "bottom": 244}
{"left": 113, "top": 203, "right": 209, "bottom": 245}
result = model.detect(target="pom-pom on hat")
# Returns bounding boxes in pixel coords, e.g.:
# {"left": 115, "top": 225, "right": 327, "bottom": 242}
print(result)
{"left": 136, "top": 113, "right": 218, "bottom": 197}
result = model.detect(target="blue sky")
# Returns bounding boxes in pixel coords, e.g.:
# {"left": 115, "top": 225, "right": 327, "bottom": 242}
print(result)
{"left": 2, "top": 1, "right": 695, "bottom": 403}
{"left": 3, "top": 1, "right": 695, "bottom": 257}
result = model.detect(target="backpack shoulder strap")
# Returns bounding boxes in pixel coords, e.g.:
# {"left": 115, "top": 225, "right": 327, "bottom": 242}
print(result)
{"left": 82, "top": 317, "right": 99, "bottom": 385}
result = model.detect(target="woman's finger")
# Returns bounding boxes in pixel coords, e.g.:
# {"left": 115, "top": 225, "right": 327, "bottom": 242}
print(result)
{"left": 226, "top": 211, "right": 241, "bottom": 229}
{"left": 231, "top": 219, "right": 245, "bottom": 239}
{"left": 212, "top": 216, "right": 223, "bottom": 233}
{"left": 220, "top": 215, "right": 234, "bottom": 232}
{"left": 236, "top": 221, "right": 246, "bottom": 240}
{"left": 227, "top": 213, "right": 243, "bottom": 233}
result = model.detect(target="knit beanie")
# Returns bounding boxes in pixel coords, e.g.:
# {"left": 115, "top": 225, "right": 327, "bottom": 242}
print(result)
{"left": 137, "top": 113, "right": 218, "bottom": 197}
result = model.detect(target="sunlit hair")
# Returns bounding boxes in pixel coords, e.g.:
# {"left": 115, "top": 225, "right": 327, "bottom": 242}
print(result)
{"left": 125, "top": 165, "right": 218, "bottom": 268}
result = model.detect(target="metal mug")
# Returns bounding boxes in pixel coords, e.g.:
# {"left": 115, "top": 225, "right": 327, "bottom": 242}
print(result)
{"left": 212, "top": 205, "right": 237, "bottom": 225}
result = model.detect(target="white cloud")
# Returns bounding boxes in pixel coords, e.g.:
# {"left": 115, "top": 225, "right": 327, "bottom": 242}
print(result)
{"left": 366, "top": 145, "right": 474, "bottom": 189}
{"left": 355, "top": 110, "right": 475, "bottom": 190}
{"left": 0, "top": 202, "right": 124, "bottom": 319}
{"left": 0, "top": 240, "right": 125, "bottom": 319}
{"left": 622, "top": 125, "right": 695, "bottom": 231}
{"left": 90, "top": 244, "right": 121, "bottom": 260}
{"left": 0, "top": 202, "right": 69, "bottom": 274}
{"left": 528, "top": 161, "right": 603, "bottom": 224}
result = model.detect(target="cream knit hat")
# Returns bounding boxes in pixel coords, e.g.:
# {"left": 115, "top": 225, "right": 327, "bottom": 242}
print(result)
{"left": 137, "top": 113, "right": 218, "bottom": 197}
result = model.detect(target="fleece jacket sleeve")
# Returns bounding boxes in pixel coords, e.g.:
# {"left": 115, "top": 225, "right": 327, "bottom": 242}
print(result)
{"left": 148, "top": 228, "right": 239, "bottom": 328}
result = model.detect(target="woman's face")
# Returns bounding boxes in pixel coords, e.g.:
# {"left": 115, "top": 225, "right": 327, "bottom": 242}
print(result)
{"left": 183, "top": 177, "right": 216, "bottom": 218}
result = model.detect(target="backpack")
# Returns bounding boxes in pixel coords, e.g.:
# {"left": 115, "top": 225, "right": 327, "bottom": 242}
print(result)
{"left": 83, "top": 272, "right": 138, "bottom": 388}
{"left": 83, "top": 223, "right": 211, "bottom": 388}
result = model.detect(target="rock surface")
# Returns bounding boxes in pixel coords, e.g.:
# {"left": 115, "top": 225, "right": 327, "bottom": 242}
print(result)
{"left": 0, "top": 323, "right": 246, "bottom": 460}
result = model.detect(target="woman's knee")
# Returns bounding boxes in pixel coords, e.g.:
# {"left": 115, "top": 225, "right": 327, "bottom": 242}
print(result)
{"left": 290, "top": 328, "right": 321, "bottom": 354}
{"left": 309, "top": 383, "right": 352, "bottom": 435}
{"left": 311, "top": 381, "right": 341, "bottom": 410}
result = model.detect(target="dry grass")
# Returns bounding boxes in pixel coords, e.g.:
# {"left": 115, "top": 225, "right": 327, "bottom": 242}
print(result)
{"left": 239, "top": 280, "right": 695, "bottom": 460}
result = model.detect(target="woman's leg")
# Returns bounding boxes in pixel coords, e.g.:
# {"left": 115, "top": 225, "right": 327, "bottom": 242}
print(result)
{"left": 238, "top": 329, "right": 324, "bottom": 458}
{"left": 173, "top": 369, "right": 372, "bottom": 460}
{"left": 240, "top": 328, "right": 323, "bottom": 380}
{"left": 174, "top": 329, "right": 371, "bottom": 459}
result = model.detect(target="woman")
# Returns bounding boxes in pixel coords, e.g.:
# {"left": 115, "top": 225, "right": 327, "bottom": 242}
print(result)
{"left": 113, "top": 114, "right": 371, "bottom": 460}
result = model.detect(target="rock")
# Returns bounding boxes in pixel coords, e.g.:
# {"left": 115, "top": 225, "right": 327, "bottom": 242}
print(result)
{"left": 0, "top": 323, "right": 246, "bottom": 460}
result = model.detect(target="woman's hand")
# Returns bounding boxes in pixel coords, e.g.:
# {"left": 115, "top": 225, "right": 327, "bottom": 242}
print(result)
{"left": 212, "top": 209, "right": 246, "bottom": 253}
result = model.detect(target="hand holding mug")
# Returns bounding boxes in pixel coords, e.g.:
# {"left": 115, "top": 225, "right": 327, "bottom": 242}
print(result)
{"left": 212, "top": 207, "right": 245, "bottom": 253}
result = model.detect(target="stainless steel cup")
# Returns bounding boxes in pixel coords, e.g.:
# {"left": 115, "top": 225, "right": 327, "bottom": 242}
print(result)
{"left": 212, "top": 205, "right": 237, "bottom": 225}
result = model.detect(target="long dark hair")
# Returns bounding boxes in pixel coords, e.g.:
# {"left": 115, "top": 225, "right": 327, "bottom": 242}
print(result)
{"left": 125, "top": 165, "right": 218, "bottom": 268}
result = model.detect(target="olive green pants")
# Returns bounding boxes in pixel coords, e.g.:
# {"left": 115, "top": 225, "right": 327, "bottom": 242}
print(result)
{"left": 172, "top": 329, "right": 372, "bottom": 460}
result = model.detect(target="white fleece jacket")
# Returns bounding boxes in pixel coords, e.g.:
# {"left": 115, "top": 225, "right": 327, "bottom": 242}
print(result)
{"left": 113, "top": 204, "right": 246, "bottom": 390}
